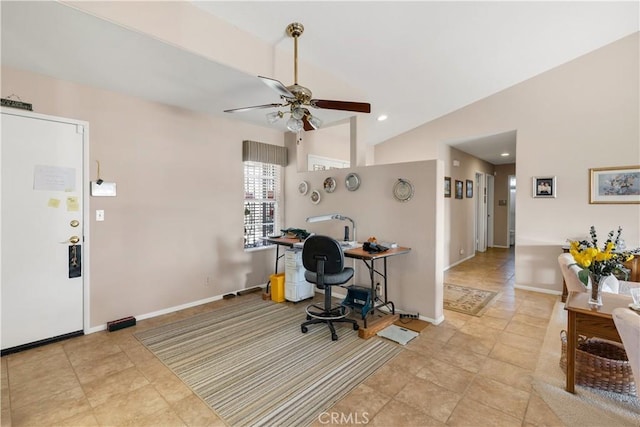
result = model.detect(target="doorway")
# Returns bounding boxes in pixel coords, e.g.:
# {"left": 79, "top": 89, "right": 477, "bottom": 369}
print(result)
{"left": 475, "top": 172, "right": 495, "bottom": 252}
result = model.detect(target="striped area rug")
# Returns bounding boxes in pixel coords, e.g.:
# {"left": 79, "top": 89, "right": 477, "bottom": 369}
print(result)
{"left": 135, "top": 298, "right": 402, "bottom": 427}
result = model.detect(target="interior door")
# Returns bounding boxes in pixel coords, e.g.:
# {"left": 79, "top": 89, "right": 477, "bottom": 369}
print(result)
{"left": 1, "top": 109, "right": 86, "bottom": 351}
{"left": 486, "top": 174, "right": 495, "bottom": 248}
{"left": 475, "top": 172, "right": 486, "bottom": 252}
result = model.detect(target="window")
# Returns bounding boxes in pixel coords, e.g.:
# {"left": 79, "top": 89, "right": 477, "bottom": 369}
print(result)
{"left": 244, "top": 161, "right": 281, "bottom": 248}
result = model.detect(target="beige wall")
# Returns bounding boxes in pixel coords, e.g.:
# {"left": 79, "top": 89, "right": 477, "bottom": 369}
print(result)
{"left": 285, "top": 133, "right": 445, "bottom": 321}
{"left": 375, "top": 33, "right": 640, "bottom": 293}
{"left": 1, "top": 66, "right": 283, "bottom": 328}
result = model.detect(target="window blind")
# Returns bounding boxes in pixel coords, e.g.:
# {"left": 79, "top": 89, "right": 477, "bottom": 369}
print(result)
{"left": 242, "top": 140, "right": 288, "bottom": 166}
{"left": 243, "top": 161, "right": 281, "bottom": 249}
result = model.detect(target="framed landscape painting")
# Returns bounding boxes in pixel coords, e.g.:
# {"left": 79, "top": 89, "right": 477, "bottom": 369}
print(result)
{"left": 589, "top": 165, "right": 640, "bottom": 204}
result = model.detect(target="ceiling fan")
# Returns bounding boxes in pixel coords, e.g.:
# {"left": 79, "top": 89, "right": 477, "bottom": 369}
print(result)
{"left": 224, "top": 22, "right": 371, "bottom": 132}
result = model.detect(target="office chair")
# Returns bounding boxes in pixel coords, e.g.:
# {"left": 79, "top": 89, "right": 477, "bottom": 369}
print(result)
{"left": 301, "top": 235, "right": 359, "bottom": 340}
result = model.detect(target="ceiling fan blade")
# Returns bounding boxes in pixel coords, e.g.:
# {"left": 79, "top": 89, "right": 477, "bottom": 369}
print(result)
{"left": 302, "top": 116, "right": 315, "bottom": 131}
{"left": 224, "top": 103, "right": 283, "bottom": 113}
{"left": 311, "top": 99, "right": 371, "bottom": 113}
{"left": 259, "top": 76, "right": 295, "bottom": 99}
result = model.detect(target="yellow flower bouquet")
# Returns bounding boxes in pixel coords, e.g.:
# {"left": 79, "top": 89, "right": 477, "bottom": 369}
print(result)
{"left": 569, "top": 226, "right": 635, "bottom": 304}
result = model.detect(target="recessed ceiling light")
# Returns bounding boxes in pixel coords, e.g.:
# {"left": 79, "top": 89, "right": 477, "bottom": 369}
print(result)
{"left": 501, "top": 152, "right": 510, "bottom": 157}
{"left": 377, "top": 114, "right": 388, "bottom": 121}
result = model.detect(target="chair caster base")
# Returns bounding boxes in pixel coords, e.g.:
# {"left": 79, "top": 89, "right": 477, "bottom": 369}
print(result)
{"left": 331, "top": 333, "right": 338, "bottom": 341}
{"left": 301, "top": 325, "right": 308, "bottom": 333}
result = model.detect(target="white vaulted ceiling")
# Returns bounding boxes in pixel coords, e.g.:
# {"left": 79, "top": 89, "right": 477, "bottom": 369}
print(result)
{"left": 1, "top": 1, "right": 638, "bottom": 164}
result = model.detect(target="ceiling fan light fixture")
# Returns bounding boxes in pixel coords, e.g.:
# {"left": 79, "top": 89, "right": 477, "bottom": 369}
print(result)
{"left": 266, "top": 111, "right": 284, "bottom": 124}
{"left": 286, "top": 117, "right": 304, "bottom": 132}
{"left": 291, "top": 106, "right": 305, "bottom": 120}
{"left": 308, "top": 115, "right": 322, "bottom": 130}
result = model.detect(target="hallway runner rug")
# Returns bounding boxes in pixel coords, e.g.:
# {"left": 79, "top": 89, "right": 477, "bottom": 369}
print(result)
{"left": 443, "top": 283, "right": 499, "bottom": 316}
{"left": 135, "top": 298, "right": 402, "bottom": 427}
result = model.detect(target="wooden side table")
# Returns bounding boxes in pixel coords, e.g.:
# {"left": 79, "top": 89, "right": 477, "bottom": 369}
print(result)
{"left": 564, "top": 291, "right": 630, "bottom": 393}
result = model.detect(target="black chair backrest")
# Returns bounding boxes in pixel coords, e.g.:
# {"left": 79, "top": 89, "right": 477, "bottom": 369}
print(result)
{"left": 302, "top": 235, "right": 345, "bottom": 274}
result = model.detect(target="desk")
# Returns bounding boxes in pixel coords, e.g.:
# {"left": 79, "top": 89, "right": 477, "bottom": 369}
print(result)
{"left": 263, "top": 236, "right": 301, "bottom": 272}
{"left": 343, "top": 246, "right": 411, "bottom": 327}
{"left": 262, "top": 237, "right": 301, "bottom": 292}
{"left": 564, "top": 291, "right": 632, "bottom": 393}
{"left": 264, "top": 237, "right": 411, "bottom": 326}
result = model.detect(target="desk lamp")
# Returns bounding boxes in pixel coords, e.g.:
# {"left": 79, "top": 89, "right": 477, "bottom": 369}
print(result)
{"left": 306, "top": 214, "right": 356, "bottom": 244}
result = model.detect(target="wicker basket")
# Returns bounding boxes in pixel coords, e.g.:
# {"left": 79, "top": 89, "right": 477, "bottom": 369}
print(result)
{"left": 560, "top": 330, "right": 636, "bottom": 395}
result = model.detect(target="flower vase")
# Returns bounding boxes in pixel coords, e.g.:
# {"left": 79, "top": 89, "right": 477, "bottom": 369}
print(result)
{"left": 589, "top": 273, "right": 603, "bottom": 306}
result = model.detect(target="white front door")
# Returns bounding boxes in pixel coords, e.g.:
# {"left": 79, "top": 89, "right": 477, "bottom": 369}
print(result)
{"left": 1, "top": 109, "right": 87, "bottom": 351}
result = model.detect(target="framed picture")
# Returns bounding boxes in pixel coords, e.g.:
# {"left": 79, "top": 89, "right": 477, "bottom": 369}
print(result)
{"left": 444, "top": 177, "right": 451, "bottom": 198}
{"left": 455, "top": 180, "right": 463, "bottom": 199}
{"left": 466, "top": 179, "right": 473, "bottom": 198}
{"left": 589, "top": 165, "right": 640, "bottom": 204}
{"left": 532, "top": 176, "right": 556, "bottom": 198}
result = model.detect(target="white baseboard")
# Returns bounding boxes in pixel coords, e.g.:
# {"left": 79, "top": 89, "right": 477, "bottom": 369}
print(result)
{"left": 429, "top": 315, "right": 445, "bottom": 325}
{"left": 85, "top": 285, "right": 267, "bottom": 335}
{"left": 514, "top": 284, "right": 562, "bottom": 296}
{"left": 444, "top": 253, "right": 476, "bottom": 271}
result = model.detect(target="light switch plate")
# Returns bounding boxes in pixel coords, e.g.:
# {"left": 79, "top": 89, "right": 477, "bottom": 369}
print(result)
{"left": 96, "top": 210, "right": 104, "bottom": 221}
{"left": 90, "top": 181, "right": 116, "bottom": 197}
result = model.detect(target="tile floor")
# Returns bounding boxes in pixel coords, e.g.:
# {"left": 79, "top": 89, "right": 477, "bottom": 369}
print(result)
{"left": 1, "top": 247, "right": 567, "bottom": 426}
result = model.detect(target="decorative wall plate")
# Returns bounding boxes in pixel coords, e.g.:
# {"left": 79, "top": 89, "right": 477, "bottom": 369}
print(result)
{"left": 393, "top": 178, "right": 414, "bottom": 202}
{"left": 310, "top": 190, "right": 321, "bottom": 204}
{"left": 345, "top": 173, "right": 361, "bottom": 191}
{"left": 323, "top": 177, "right": 337, "bottom": 193}
{"left": 298, "top": 180, "right": 309, "bottom": 195}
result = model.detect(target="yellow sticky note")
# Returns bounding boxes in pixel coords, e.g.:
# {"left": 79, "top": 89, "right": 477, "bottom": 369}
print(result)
{"left": 66, "top": 196, "right": 80, "bottom": 212}
{"left": 48, "top": 198, "right": 60, "bottom": 208}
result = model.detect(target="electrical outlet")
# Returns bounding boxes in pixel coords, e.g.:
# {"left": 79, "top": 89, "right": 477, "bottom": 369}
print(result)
{"left": 459, "top": 248, "right": 464, "bottom": 255}
{"left": 96, "top": 210, "right": 104, "bottom": 221}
